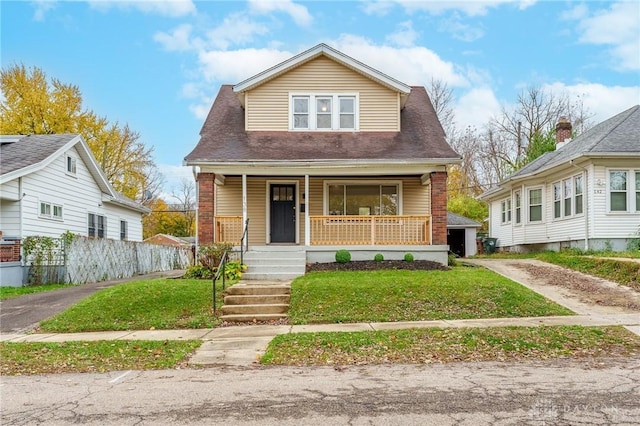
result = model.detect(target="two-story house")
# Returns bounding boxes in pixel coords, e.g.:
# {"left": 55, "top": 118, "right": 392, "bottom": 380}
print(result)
{"left": 184, "top": 44, "right": 461, "bottom": 278}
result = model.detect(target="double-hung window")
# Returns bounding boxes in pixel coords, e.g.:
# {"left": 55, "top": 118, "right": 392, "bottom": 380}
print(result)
{"left": 88, "top": 213, "right": 106, "bottom": 238}
{"left": 609, "top": 170, "right": 640, "bottom": 212}
{"left": 120, "top": 220, "right": 127, "bottom": 240}
{"left": 514, "top": 191, "right": 521, "bottom": 224}
{"left": 66, "top": 154, "right": 77, "bottom": 175}
{"left": 574, "top": 175, "right": 584, "bottom": 215}
{"left": 291, "top": 94, "right": 357, "bottom": 130}
{"left": 553, "top": 174, "right": 584, "bottom": 218}
{"left": 553, "top": 183, "right": 561, "bottom": 219}
{"left": 609, "top": 171, "right": 627, "bottom": 212}
{"left": 528, "top": 188, "right": 542, "bottom": 222}
{"left": 563, "top": 178, "right": 572, "bottom": 216}
{"left": 501, "top": 198, "right": 511, "bottom": 224}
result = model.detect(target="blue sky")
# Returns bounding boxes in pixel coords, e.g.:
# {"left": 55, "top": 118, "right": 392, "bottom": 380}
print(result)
{"left": 2, "top": 0, "right": 639, "bottom": 196}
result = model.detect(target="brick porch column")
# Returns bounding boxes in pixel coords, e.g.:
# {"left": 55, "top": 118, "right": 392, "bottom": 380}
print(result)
{"left": 197, "top": 172, "right": 215, "bottom": 245}
{"left": 430, "top": 171, "right": 447, "bottom": 245}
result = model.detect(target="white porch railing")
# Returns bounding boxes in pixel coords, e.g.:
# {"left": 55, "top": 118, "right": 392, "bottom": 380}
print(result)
{"left": 310, "top": 215, "right": 431, "bottom": 245}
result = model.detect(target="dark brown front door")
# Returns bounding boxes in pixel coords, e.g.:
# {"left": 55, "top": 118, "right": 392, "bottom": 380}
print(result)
{"left": 270, "top": 184, "right": 295, "bottom": 243}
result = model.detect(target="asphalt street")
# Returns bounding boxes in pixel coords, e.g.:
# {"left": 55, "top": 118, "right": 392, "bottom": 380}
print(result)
{"left": 2, "top": 358, "right": 639, "bottom": 425}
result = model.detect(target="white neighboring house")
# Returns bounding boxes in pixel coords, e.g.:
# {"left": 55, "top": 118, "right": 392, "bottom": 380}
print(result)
{"left": 480, "top": 105, "right": 640, "bottom": 252}
{"left": 0, "top": 134, "right": 150, "bottom": 244}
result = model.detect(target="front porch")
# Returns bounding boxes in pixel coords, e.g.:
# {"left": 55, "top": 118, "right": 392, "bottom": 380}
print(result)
{"left": 196, "top": 170, "right": 450, "bottom": 273}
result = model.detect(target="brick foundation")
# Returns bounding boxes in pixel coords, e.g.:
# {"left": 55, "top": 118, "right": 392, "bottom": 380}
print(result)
{"left": 430, "top": 171, "right": 448, "bottom": 245}
{"left": 197, "top": 173, "right": 215, "bottom": 245}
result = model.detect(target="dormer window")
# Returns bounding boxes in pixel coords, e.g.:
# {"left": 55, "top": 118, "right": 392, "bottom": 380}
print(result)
{"left": 290, "top": 93, "right": 358, "bottom": 131}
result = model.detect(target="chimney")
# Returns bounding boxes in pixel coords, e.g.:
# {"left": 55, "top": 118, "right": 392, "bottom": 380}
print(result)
{"left": 555, "top": 117, "right": 572, "bottom": 149}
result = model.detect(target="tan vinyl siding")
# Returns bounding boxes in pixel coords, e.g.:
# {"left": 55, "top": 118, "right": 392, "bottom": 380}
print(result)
{"left": 215, "top": 176, "right": 430, "bottom": 245}
{"left": 245, "top": 56, "right": 400, "bottom": 131}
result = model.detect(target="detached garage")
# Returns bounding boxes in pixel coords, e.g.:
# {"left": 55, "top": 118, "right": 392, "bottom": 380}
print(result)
{"left": 447, "top": 212, "right": 482, "bottom": 258}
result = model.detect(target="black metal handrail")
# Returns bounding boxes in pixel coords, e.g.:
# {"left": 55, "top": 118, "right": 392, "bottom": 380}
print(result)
{"left": 239, "top": 218, "right": 249, "bottom": 264}
{"left": 211, "top": 250, "right": 228, "bottom": 314}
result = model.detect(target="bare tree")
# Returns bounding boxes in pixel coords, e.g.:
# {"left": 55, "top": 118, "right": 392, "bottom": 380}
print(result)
{"left": 170, "top": 179, "right": 196, "bottom": 236}
{"left": 426, "top": 78, "right": 456, "bottom": 138}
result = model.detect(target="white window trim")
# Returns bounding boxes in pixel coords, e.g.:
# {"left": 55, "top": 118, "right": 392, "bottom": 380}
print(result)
{"left": 39, "top": 201, "right": 63, "bottom": 221}
{"left": 120, "top": 219, "right": 128, "bottom": 241}
{"left": 606, "top": 168, "right": 639, "bottom": 214}
{"left": 500, "top": 197, "right": 511, "bottom": 224}
{"left": 289, "top": 92, "right": 359, "bottom": 131}
{"left": 527, "top": 186, "right": 544, "bottom": 223}
{"left": 65, "top": 153, "right": 77, "bottom": 177}
{"left": 552, "top": 173, "right": 585, "bottom": 220}
{"left": 323, "top": 180, "right": 403, "bottom": 216}
{"left": 514, "top": 190, "right": 522, "bottom": 225}
{"left": 88, "top": 212, "right": 107, "bottom": 238}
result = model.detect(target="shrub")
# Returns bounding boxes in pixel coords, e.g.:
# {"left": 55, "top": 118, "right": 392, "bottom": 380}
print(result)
{"left": 198, "top": 242, "right": 233, "bottom": 271}
{"left": 183, "top": 265, "right": 213, "bottom": 280}
{"left": 374, "top": 253, "right": 384, "bottom": 262}
{"left": 448, "top": 253, "right": 458, "bottom": 267}
{"left": 335, "top": 249, "right": 351, "bottom": 264}
{"left": 224, "top": 261, "right": 247, "bottom": 280}
{"left": 403, "top": 253, "right": 414, "bottom": 262}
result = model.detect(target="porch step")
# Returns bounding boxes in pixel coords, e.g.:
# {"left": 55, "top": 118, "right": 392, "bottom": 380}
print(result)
{"left": 220, "top": 280, "right": 291, "bottom": 323}
{"left": 224, "top": 294, "right": 290, "bottom": 305}
{"left": 242, "top": 249, "right": 306, "bottom": 280}
{"left": 221, "top": 304, "right": 289, "bottom": 315}
{"left": 220, "top": 313, "right": 288, "bottom": 323}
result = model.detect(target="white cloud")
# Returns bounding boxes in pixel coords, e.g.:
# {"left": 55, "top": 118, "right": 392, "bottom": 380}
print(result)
{"left": 197, "top": 48, "right": 294, "bottom": 83}
{"left": 395, "top": 0, "right": 536, "bottom": 16}
{"left": 439, "top": 13, "right": 485, "bottom": 42}
{"left": 568, "top": 1, "right": 640, "bottom": 71}
{"left": 454, "top": 86, "right": 502, "bottom": 130}
{"left": 248, "top": 0, "right": 312, "bottom": 27}
{"left": 543, "top": 82, "right": 640, "bottom": 124}
{"left": 386, "top": 21, "right": 419, "bottom": 47}
{"left": 87, "top": 0, "right": 196, "bottom": 17}
{"left": 332, "top": 35, "right": 468, "bottom": 87}
{"left": 361, "top": 0, "right": 395, "bottom": 16}
{"left": 206, "top": 13, "right": 270, "bottom": 50}
{"left": 32, "top": 0, "right": 57, "bottom": 21}
{"left": 154, "top": 24, "right": 199, "bottom": 51}
{"left": 157, "top": 164, "right": 196, "bottom": 200}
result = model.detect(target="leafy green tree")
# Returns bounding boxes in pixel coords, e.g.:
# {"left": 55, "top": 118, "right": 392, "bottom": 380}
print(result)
{"left": 447, "top": 195, "right": 488, "bottom": 231}
{"left": 1, "top": 64, "right": 156, "bottom": 202}
{"left": 521, "top": 130, "right": 557, "bottom": 167}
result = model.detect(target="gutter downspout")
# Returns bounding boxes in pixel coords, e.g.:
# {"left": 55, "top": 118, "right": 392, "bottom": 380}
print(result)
{"left": 570, "top": 160, "right": 589, "bottom": 250}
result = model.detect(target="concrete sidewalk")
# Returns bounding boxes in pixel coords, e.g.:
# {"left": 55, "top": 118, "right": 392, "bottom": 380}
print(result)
{"left": 2, "top": 313, "right": 639, "bottom": 367}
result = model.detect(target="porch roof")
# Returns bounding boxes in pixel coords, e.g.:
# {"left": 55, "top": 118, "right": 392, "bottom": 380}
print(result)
{"left": 184, "top": 86, "right": 460, "bottom": 166}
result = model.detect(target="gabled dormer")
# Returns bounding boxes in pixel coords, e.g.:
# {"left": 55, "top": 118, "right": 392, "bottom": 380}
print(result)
{"left": 232, "top": 43, "right": 411, "bottom": 132}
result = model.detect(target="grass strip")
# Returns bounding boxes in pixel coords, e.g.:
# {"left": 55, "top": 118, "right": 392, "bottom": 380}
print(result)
{"left": 0, "top": 284, "right": 67, "bottom": 300}
{"left": 262, "top": 326, "right": 640, "bottom": 366}
{"left": 39, "top": 278, "right": 232, "bottom": 332}
{"left": 0, "top": 340, "right": 201, "bottom": 375}
{"left": 289, "top": 268, "right": 572, "bottom": 324}
{"left": 535, "top": 252, "right": 640, "bottom": 291}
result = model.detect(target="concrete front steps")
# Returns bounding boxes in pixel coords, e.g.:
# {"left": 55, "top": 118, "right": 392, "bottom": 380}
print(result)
{"left": 220, "top": 281, "right": 291, "bottom": 323}
{"left": 241, "top": 247, "right": 306, "bottom": 280}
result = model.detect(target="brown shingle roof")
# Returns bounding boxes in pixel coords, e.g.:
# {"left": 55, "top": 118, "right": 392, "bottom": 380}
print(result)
{"left": 184, "top": 85, "right": 460, "bottom": 164}
{"left": 1, "top": 134, "right": 78, "bottom": 175}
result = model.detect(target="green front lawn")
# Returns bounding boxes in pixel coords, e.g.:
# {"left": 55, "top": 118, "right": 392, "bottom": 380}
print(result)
{"left": 0, "top": 284, "right": 68, "bottom": 300}
{"left": 289, "top": 268, "right": 572, "bottom": 324}
{"left": 0, "top": 340, "right": 201, "bottom": 375}
{"left": 262, "top": 326, "right": 640, "bottom": 366}
{"left": 39, "top": 278, "right": 232, "bottom": 333}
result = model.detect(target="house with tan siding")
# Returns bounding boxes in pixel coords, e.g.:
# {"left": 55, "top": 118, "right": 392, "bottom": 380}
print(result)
{"left": 480, "top": 105, "right": 640, "bottom": 252}
{"left": 184, "top": 44, "right": 461, "bottom": 278}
